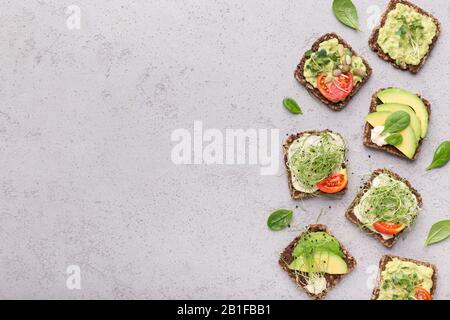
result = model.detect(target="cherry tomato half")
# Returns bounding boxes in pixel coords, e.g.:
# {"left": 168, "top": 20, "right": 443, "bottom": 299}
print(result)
{"left": 373, "top": 222, "right": 405, "bottom": 235}
{"left": 414, "top": 287, "right": 432, "bottom": 300}
{"left": 317, "top": 72, "right": 354, "bottom": 103}
{"left": 316, "top": 170, "right": 348, "bottom": 194}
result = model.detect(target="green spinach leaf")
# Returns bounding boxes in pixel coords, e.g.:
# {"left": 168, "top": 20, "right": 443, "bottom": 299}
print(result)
{"left": 385, "top": 133, "right": 403, "bottom": 146}
{"left": 293, "top": 232, "right": 343, "bottom": 258}
{"left": 332, "top": 0, "right": 360, "bottom": 31}
{"left": 427, "top": 141, "right": 450, "bottom": 170}
{"left": 425, "top": 220, "right": 450, "bottom": 246}
{"left": 283, "top": 98, "right": 303, "bottom": 115}
{"left": 382, "top": 111, "right": 410, "bottom": 134}
{"left": 267, "top": 209, "right": 293, "bottom": 231}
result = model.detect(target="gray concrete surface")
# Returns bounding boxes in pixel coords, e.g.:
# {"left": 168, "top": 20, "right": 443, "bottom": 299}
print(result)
{"left": 0, "top": 0, "right": 449, "bottom": 300}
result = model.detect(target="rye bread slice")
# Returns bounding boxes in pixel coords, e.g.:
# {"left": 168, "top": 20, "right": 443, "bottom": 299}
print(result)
{"left": 363, "top": 88, "right": 431, "bottom": 160}
{"left": 295, "top": 33, "right": 372, "bottom": 111}
{"left": 372, "top": 255, "right": 437, "bottom": 300}
{"left": 345, "top": 168, "right": 422, "bottom": 248}
{"left": 283, "top": 130, "right": 347, "bottom": 200}
{"left": 279, "top": 224, "right": 357, "bottom": 300}
{"left": 368, "top": 0, "right": 441, "bottom": 74}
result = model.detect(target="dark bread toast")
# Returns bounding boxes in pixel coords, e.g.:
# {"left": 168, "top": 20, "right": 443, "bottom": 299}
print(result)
{"left": 372, "top": 255, "right": 437, "bottom": 300}
{"left": 283, "top": 130, "right": 347, "bottom": 200}
{"left": 345, "top": 169, "right": 422, "bottom": 248}
{"left": 295, "top": 33, "right": 372, "bottom": 111}
{"left": 363, "top": 88, "right": 431, "bottom": 160}
{"left": 368, "top": 0, "right": 441, "bottom": 74}
{"left": 279, "top": 224, "right": 357, "bottom": 300}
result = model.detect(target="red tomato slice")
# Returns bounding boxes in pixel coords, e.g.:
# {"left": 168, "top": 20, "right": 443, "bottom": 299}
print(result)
{"left": 373, "top": 222, "right": 405, "bottom": 235}
{"left": 317, "top": 72, "right": 354, "bottom": 102}
{"left": 316, "top": 170, "right": 348, "bottom": 194}
{"left": 414, "top": 287, "right": 432, "bottom": 300}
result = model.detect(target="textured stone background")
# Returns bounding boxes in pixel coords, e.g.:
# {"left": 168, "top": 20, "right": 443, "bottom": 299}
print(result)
{"left": 0, "top": 0, "right": 449, "bottom": 299}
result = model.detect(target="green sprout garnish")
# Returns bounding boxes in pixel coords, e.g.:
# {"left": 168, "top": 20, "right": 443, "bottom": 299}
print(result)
{"left": 288, "top": 132, "right": 345, "bottom": 190}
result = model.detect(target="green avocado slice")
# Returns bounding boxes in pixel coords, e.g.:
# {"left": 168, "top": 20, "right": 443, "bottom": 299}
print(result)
{"left": 377, "top": 88, "right": 428, "bottom": 138}
{"left": 288, "top": 251, "right": 348, "bottom": 275}
{"left": 365, "top": 111, "right": 418, "bottom": 159}
{"left": 376, "top": 103, "right": 421, "bottom": 143}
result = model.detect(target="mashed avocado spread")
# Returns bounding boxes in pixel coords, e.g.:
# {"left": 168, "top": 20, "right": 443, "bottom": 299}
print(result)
{"left": 378, "top": 258, "right": 433, "bottom": 300}
{"left": 303, "top": 38, "right": 366, "bottom": 88}
{"left": 377, "top": 3, "right": 437, "bottom": 67}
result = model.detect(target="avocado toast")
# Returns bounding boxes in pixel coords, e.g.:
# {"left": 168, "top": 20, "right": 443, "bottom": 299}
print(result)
{"left": 369, "top": 0, "right": 441, "bottom": 74}
{"left": 345, "top": 169, "right": 422, "bottom": 248}
{"left": 295, "top": 33, "right": 372, "bottom": 111}
{"left": 364, "top": 88, "right": 431, "bottom": 160}
{"left": 372, "top": 255, "right": 437, "bottom": 300}
{"left": 279, "top": 224, "right": 356, "bottom": 300}
{"left": 284, "top": 130, "right": 348, "bottom": 200}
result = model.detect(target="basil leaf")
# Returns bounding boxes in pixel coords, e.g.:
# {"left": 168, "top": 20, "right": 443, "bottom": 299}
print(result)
{"left": 382, "top": 111, "right": 410, "bottom": 134}
{"left": 304, "top": 49, "right": 313, "bottom": 58}
{"left": 427, "top": 141, "right": 450, "bottom": 170}
{"left": 267, "top": 209, "right": 293, "bottom": 231}
{"left": 332, "top": 0, "right": 360, "bottom": 31}
{"left": 385, "top": 133, "right": 403, "bottom": 146}
{"left": 283, "top": 98, "right": 303, "bottom": 115}
{"left": 425, "top": 220, "right": 450, "bottom": 246}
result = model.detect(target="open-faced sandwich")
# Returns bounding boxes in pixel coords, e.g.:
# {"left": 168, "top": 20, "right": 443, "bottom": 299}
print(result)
{"left": 279, "top": 224, "right": 356, "bottom": 300}
{"left": 364, "top": 87, "right": 430, "bottom": 160}
{"left": 346, "top": 169, "right": 421, "bottom": 248}
{"left": 295, "top": 33, "right": 372, "bottom": 111}
{"left": 284, "top": 130, "right": 348, "bottom": 200}
{"left": 372, "top": 255, "right": 437, "bottom": 300}
{"left": 369, "top": 0, "right": 441, "bottom": 73}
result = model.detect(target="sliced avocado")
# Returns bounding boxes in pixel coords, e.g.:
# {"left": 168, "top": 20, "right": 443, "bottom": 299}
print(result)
{"left": 320, "top": 252, "right": 348, "bottom": 275}
{"left": 376, "top": 103, "right": 421, "bottom": 142}
{"left": 289, "top": 251, "right": 348, "bottom": 275}
{"left": 377, "top": 88, "right": 428, "bottom": 138}
{"left": 288, "top": 255, "right": 310, "bottom": 271}
{"left": 293, "top": 231, "right": 342, "bottom": 258}
{"left": 302, "top": 232, "right": 338, "bottom": 245}
{"left": 365, "top": 111, "right": 417, "bottom": 159}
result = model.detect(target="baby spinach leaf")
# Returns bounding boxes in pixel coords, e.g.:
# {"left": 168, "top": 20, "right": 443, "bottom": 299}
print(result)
{"left": 382, "top": 111, "right": 410, "bottom": 134}
{"left": 317, "top": 241, "right": 343, "bottom": 258}
{"left": 332, "top": 0, "right": 360, "bottom": 31}
{"left": 293, "top": 233, "right": 342, "bottom": 258}
{"left": 283, "top": 98, "right": 303, "bottom": 115}
{"left": 267, "top": 209, "right": 293, "bottom": 231}
{"left": 425, "top": 220, "right": 450, "bottom": 246}
{"left": 385, "top": 133, "right": 403, "bottom": 146}
{"left": 427, "top": 141, "right": 450, "bottom": 170}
